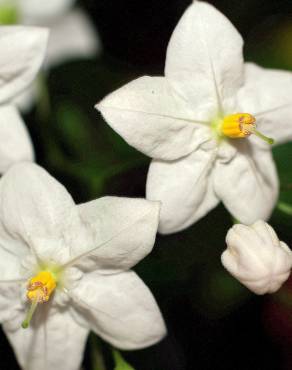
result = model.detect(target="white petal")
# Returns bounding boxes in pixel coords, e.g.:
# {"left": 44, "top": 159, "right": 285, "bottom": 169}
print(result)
{"left": 69, "top": 271, "right": 166, "bottom": 350}
{"left": 69, "top": 197, "right": 160, "bottom": 273}
{"left": 146, "top": 148, "right": 219, "bottom": 234}
{"left": 0, "top": 281, "right": 23, "bottom": 323}
{"left": 251, "top": 220, "right": 280, "bottom": 248}
{"left": 19, "top": 0, "right": 76, "bottom": 23}
{"left": 0, "top": 105, "right": 34, "bottom": 174}
{"left": 0, "top": 246, "right": 24, "bottom": 280}
{"left": 96, "top": 76, "right": 211, "bottom": 160}
{"left": 0, "top": 165, "right": 32, "bottom": 276}
{"left": 13, "top": 83, "right": 38, "bottom": 112}
{"left": 165, "top": 1, "right": 244, "bottom": 118}
{"left": 0, "top": 162, "right": 79, "bottom": 259}
{"left": 0, "top": 26, "right": 48, "bottom": 103}
{"left": 3, "top": 307, "right": 88, "bottom": 370}
{"left": 45, "top": 8, "right": 100, "bottom": 68}
{"left": 214, "top": 142, "right": 278, "bottom": 224}
{"left": 225, "top": 224, "right": 276, "bottom": 277}
{"left": 237, "top": 63, "right": 292, "bottom": 146}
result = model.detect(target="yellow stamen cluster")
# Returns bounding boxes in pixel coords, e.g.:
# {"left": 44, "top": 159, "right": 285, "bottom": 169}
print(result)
{"left": 26, "top": 271, "right": 56, "bottom": 303}
{"left": 219, "top": 113, "right": 274, "bottom": 144}
{"left": 22, "top": 271, "right": 57, "bottom": 329}
{"left": 221, "top": 113, "right": 256, "bottom": 138}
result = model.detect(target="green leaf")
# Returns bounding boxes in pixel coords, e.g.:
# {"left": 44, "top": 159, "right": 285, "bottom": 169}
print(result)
{"left": 271, "top": 142, "right": 292, "bottom": 224}
{"left": 273, "top": 142, "right": 292, "bottom": 203}
{"left": 113, "top": 350, "right": 135, "bottom": 370}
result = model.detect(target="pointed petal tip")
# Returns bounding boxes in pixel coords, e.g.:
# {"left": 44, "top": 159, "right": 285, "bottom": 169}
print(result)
{"left": 94, "top": 102, "right": 101, "bottom": 111}
{"left": 4, "top": 161, "right": 38, "bottom": 174}
{"left": 30, "top": 26, "right": 50, "bottom": 50}
{"left": 0, "top": 26, "right": 50, "bottom": 103}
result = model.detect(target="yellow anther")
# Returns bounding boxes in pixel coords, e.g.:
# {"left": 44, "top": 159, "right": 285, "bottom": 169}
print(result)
{"left": 26, "top": 271, "right": 56, "bottom": 303}
{"left": 220, "top": 113, "right": 274, "bottom": 144}
{"left": 22, "top": 271, "right": 57, "bottom": 329}
{"left": 221, "top": 113, "right": 256, "bottom": 138}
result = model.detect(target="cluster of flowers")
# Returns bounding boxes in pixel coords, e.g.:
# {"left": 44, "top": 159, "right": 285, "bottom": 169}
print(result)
{"left": 0, "top": 1, "right": 291, "bottom": 369}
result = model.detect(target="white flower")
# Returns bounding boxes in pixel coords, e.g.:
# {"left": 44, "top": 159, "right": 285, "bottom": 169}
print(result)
{"left": 0, "top": 0, "right": 100, "bottom": 67}
{"left": 0, "top": 26, "right": 48, "bottom": 172}
{"left": 221, "top": 220, "right": 292, "bottom": 294}
{"left": 0, "top": 162, "right": 166, "bottom": 370}
{"left": 0, "top": 0, "right": 101, "bottom": 111}
{"left": 96, "top": 1, "right": 292, "bottom": 234}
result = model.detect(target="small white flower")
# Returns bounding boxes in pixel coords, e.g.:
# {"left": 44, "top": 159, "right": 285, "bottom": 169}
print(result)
{"left": 0, "top": 0, "right": 100, "bottom": 68}
{"left": 0, "top": 162, "right": 166, "bottom": 370}
{"left": 221, "top": 220, "right": 292, "bottom": 294}
{"left": 0, "top": 26, "right": 48, "bottom": 172}
{"left": 96, "top": 1, "right": 292, "bottom": 234}
{"left": 3, "top": 0, "right": 100, "bottom": 111}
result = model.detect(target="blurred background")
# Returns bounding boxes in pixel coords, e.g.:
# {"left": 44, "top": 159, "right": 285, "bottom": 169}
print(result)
{"left": 1, "top": 0, "right": 292, "bottom": 369}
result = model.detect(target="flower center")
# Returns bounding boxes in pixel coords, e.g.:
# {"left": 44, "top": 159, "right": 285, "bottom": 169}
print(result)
{"left": 218, "top": 113, "right": 274, "bottom": 144}
{"left": 27, "top": 271, "right": 56, "bottom": 303}
{"left": 221, "top": 113, "right": 255, "bottom": 138}
{"left": 22, "top": 271, "right": 57, "bottom": 328}
{"left": 0, "top": 3, "right": 18, "bottom": 24}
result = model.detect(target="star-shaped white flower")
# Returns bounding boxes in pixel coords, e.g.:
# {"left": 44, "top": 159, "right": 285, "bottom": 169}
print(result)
{"left": 0, "top": 26, "right": 48, "bottom": 173}
{"left": 222, "top": 220, "right": 292, "bottom": 294}
{"left": 96, "top": 1, "right": 292, "bottom": 234}
{"left": 0, "top": 162, "right": 166, "bottom": 370}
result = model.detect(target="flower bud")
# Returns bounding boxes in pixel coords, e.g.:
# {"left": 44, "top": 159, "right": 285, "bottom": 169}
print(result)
{"left": 221, "top": 220, "right": 292, "bottom": 294}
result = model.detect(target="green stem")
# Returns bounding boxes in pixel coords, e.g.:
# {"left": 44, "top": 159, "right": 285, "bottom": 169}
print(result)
{"left": 277, "top": 201, "right": 292, "bottom": 216}
{"left": 112, "top": 349, "right": 135, "bottom": 370}
{"left": 36, "top": 73, "right": 51, "bottom": 123}
{"left": 231, "top": 217, "right": 240, "bottom": 225}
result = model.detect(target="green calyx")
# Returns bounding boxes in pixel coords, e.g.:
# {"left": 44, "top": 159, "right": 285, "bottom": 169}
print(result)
{"left": 210, "top": 117, "right": 224, "bottom": 142}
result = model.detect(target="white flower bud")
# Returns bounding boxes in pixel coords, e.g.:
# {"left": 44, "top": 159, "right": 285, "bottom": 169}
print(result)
{"left": 221, "top": 220, "right": 292, "bottom": 294}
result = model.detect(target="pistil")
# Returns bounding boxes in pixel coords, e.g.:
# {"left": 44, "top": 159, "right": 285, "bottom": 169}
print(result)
{"left": 21, "top": 295, "right": 40, "bottom": 329}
